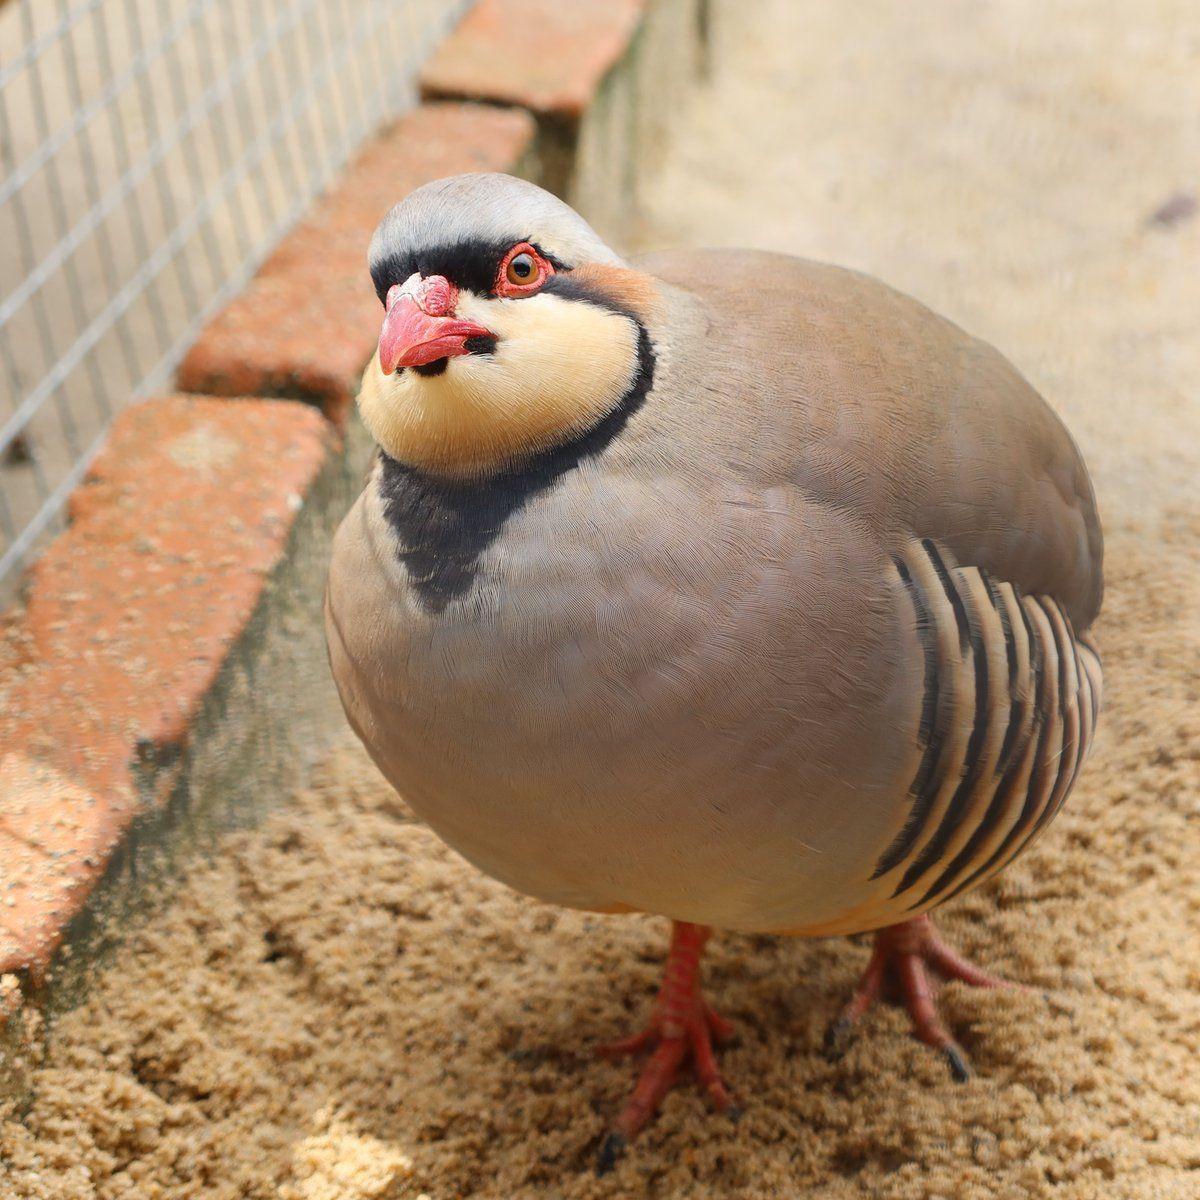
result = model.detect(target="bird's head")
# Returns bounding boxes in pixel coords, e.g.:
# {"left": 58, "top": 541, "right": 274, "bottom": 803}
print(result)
{"left": 359, "top": 173, "right": 657, "bottom": 479}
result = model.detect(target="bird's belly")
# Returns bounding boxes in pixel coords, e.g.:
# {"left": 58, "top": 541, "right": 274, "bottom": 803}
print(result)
{"left": 351, "top": 643, "right": 906, "bottom": 932}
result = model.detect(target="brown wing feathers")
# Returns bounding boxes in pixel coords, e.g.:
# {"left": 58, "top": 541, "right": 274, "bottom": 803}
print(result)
{"left": 870, "top": 539, "right": 1103, "bottom": 917}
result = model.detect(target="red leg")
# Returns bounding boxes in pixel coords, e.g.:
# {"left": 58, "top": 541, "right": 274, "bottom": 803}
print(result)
{"left": 825, "top": 914, "right": 1009, "bottom": 1081}
{"left": 596, "top": 922, "right": 735, "bottom": 1171}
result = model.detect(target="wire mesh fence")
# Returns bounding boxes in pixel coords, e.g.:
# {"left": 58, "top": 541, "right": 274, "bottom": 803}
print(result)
{"left": 0, "top": 0, "right": 468, "bottom": 591}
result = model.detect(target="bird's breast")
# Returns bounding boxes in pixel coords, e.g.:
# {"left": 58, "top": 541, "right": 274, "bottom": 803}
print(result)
{"left": 326, "top": 460, "right": 927, "bottom": 931}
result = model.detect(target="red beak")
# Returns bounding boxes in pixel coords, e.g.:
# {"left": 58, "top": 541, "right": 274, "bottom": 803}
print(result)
{"left": 378, "top": 275, "right": 492, "bottom": 374}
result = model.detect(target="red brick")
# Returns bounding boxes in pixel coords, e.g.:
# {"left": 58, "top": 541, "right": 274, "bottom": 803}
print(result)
{"left": 176, "top": 104, "right": 537, "bottom": 423}
{"left": 0, "top": 396, "right": 334, "bottom": 975}
{"left": 0, "top": 759, "right": 102, "bottom": 984}
{"left": 420, "top": 0, "right": 646, "bottom": 122}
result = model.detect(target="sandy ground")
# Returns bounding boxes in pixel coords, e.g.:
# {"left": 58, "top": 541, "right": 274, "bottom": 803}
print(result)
{"left": 4, "top": 1, "right": 1200, "bottom": 1196}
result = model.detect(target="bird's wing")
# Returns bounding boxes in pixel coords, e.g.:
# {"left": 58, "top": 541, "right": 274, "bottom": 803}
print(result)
{"left": 635, "top": 248, "right": 1103, "bottom": 631}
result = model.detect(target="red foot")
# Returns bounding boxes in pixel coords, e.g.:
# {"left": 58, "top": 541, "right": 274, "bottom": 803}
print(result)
{"left": 825, "top": 914, "right": 1009, "bottom": 1080}
{"left": 596, "top": 922, "right": 736, "bottom": 1170}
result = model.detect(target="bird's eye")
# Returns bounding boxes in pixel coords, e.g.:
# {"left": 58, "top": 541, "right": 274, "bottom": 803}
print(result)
{"left": 506, "top": 253, "right": 535, "bottom": 284}
{"left": 496, "top": 242, "right": 553, "bottom": 296}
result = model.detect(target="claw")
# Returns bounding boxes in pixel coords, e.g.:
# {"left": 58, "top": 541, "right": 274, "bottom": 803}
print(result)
{"left": 944, "top": 1044, "right": 971, "bottom": 1082}
{"left": 822, "top": 1014, "right": 854, "bottom": 1060}
{"left": 595, "top": 1130, "right": 627, "bottom": 1176}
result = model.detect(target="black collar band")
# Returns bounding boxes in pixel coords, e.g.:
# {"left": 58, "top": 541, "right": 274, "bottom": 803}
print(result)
{"left": 377, "top": 318, "right": 655, "bottom": 613}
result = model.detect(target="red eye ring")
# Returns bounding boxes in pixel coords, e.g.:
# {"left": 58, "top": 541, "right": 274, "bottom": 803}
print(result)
{"left": 496, "top": 242, "right": 553, "bottom": 297}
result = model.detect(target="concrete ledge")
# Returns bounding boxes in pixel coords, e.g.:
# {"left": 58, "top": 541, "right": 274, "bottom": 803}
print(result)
{"left": 176, "top": 103, "right": 538, "bottom": 423}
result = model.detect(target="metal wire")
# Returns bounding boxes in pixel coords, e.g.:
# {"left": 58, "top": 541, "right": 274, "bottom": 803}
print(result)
{"left": 0, "top": 0, "right": 467, "bottom": 588}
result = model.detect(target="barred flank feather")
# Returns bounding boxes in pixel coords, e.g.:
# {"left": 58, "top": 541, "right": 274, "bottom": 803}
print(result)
{"left": 870, "top": 540, "right": 1103, "bottom": 913}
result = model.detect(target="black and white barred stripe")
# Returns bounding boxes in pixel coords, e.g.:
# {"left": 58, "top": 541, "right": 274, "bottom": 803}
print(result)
{"left": 871, "top": 539, "right": 1102, "bottom": 910}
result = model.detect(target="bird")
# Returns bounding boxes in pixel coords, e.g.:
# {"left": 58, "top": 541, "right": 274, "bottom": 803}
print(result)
{"left": 324, "top": 172, "right": 1103, "bottom": 1163}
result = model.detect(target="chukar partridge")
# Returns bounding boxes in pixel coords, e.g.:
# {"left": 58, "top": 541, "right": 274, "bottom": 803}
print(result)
{"left": 325, "top": 173, "right": 1103, "bottom": 1160}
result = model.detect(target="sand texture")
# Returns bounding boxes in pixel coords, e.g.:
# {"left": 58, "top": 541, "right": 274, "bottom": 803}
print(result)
{"left": 3, "top": 1, "right": 1200, "bottom": 1196}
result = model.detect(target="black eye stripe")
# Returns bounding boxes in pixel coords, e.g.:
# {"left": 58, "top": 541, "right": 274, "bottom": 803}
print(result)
{"left": 370, "top": 237, "right": 568, "bottom": 302}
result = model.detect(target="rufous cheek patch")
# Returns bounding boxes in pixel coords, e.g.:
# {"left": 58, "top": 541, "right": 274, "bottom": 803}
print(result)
{"left": 569, "top": 264, "right": 663, "bottom": 323}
